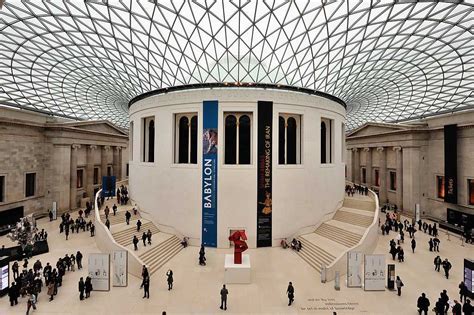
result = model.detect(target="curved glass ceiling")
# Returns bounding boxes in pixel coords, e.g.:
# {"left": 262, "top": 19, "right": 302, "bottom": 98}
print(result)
{"left": 1, "top": 0, "right": 473, "bottom": 129}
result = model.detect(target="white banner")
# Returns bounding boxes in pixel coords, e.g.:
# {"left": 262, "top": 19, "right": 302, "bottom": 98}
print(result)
{"left": 113, "top": 250, "right": 128, "bottom": 287}
{"left": 364, "top": 254, "right": 386, "bottom": 291}
{"left": 347, "top": 251, "right": 363, "bottom": 287}
{"left": 88, "top": 253, "right": 110, "bottom": 291}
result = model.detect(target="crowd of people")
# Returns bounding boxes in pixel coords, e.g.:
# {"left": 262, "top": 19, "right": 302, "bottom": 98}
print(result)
{"left": 59, "top": 212, "right": 95, "bottom": 240}
{"left": 345, "top": 184, "right": 368, "bottom": 196}
{"left": 132, "top": 230, "right": 153, "bottom": 251}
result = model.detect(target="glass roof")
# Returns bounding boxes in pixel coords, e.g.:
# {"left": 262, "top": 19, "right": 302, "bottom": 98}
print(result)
{"left": 1, "top": 0, "right": 473, "bottom": 129}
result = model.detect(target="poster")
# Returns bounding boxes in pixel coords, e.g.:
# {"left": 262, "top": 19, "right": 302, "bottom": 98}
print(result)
{"left": 202, "top": 100, "right": 218, "bottom": 247}
{"left": 52, "top": 201, "right": 57, "bottom": 220}
{"left": 364, "top": 254, "right": 386, "bottom": 291}
{"left": 88, "top": 253, "right": 110, "bottom": 291}
{"left": 444, "top": 124, "right": 457, "bottom": 204}
{"left": 113, "top": 250, "right": 128, "bottom": 287}
{"left": 257, "top": 101, "right": 273, "bottom": 247}
{"left": 347, "top": 251, "right": 363, "bottom": 287}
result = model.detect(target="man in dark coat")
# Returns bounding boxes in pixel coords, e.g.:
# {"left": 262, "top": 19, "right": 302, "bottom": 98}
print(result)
{"left": 8, "top": 282, "right": 19, "bottom": 306}
{"left": 417, "top": 293, "right": 430, "bottom": 315}
{"left": 220, "top": 284, "right": 228, "bottom": 310}
{"left": 411, "top": 239, "right": 416, "bottom": 253}
{"left": 125, "top": 210, "right": 131, "bottom": 225}
{"left": 442, "top": 259, "right": 452, "bottom": 279}
{"left": 142, "top": 276, "right": 150, "bottom": 299}
{"left": 133, "top": 235, "right": 139, "bottom": 251}
{"left": 78, "top": 277, "right": 85, "bottom": 300}
{"left": 429, "top": 238, "right": 434, "bottom": 251}
{"left": 287, "top": 282, "right": 295, "bottom": 306}
{"left": 76, "top": 251, "right": 83, "bottom": 270}
{"left": 142, "top": 232, "right": 147, "bottom": 247}
{"left": 434, "top": 256, "right": 442, "bottom": 272}
{"left": 463, "top": 299, "right": 472, "bottom": 315}
{"left": 85, "top": 276, "right": 92, "bottom": 298}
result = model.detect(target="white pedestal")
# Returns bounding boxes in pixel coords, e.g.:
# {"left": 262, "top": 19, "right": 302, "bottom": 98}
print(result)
{"left": 224, "top": 254, "right": 251, "bottom": 284}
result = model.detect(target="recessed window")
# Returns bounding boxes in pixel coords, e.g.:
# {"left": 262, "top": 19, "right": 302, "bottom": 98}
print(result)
{"left": 321, "top": 117, "right": 334, "bottom": 164}
{"left": 107, "top": 166, "right": 112, "bottom": 177}
{"left": 142, "top": 116, "right": 155, "bottom": 162}
{"left": 341, "top": 123, "right": 345, "bottom": 163}
{"left": 224, "top": 113, "right": 252, "bottom": 165}
{"left": 93, "top": 167, "right": 99, "bottom": 185}
{"left": 361, "top": 167, "right": 366, "bottom": 184}
{"left": 374, "top": 169, "right": 380, "bottom": 187}
{"left": 278, "top": 114, "right": 301, "bottom": 165}
{"left": 126, "top": 163, "right": 129, "bottom": 177}
{"left": 175, "top": 113, "right": 198, "bottom": 164}
{"left": 77, "top": 169, "right": 84, "bottom": 188}
{"left": 0, "top": 175, "right": 5, "bottom": 202}
{"left": 468, "top": 179, "right": 474, "bottom": 205}
{"left": 25, "top": 173, "right": 36, "bottom": 197}
{"left": 437, "top": 175, "right": 445, "bottom": 199}
{"left": 389, "top": 171, "right": 396, "bottom": 191}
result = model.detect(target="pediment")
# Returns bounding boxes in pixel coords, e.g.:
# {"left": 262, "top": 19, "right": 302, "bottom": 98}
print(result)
{"left": 348, "top": 123, "right": 410, "bottom": 138}
{"left": 67, "top": 121, "right": 127, "bottom": 136}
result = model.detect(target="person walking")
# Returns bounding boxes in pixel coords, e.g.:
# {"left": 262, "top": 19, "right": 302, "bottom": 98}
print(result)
{"left": 452, "top": 300, "right": 462, "bottom": 315}
{"left": 142, "top": 276, "right": 150, "bottom": 299}
{"left": 105, "top": 218, "right": 110, "bottom": 230}
{"left": 47, "top": 280, "right": 55, "bottom": 301}
{"left": 411, "top": 238, "right": 416, "bottom": 253}
{"left": 90, "top": 223, "right": 95, "bottom": 237}
{"left": 459, "top": 281, "right": 468, "bottom": 303}
{"left": 433, "top": 237, "right": 440, "bottom": 252}
{"left": 417, "top": 292, "right": 430, "bottom": 315}
{"left": 220, "top": 284, "right": 228, "bottom": 310}
{"left": 442, "top": 258, "right": 452, "bottom": 279}
{"left": 65, "top": 225, "right": 70, "bottom": 240}
{"left": 133, "top": 235, "right": 139, "bottom": 251}
{"left": 434, "top": 256, "right": 442, "bottom": 272}
{"left": 147, "top": 229, "right": 152, "bottom": 245}
{"left": 142, "top": 232, "right": 147, "bottom": 247}
{"left": 429, "top": 238, "right": 434, "bottom": 251}
{"left": 112, "top": 204, "right": 117, "bottom": 216}
{"left": 166, "top": 270, "right": 173, "bottom": 290}
{"left": 136, "top": 219, "right": 142, "bottom": 232}
{"left": 287, "top": 282, "right": 295, "bottom": 306}
{"left": 395, "top": 276, "right": 404, "bottom": 296}
{"left": 26, "top": 292, "right": 37, "bottom": 315}
{"left": 463, "top": 299, "right": 472, "bottom": 315}
{"left": 85, "top": 276, "right": 92, "bottom": 298}
{"left": 104, "top": 206, "right": 110, "bottom": 219}
{"left": 125, "top": 210, "right": 131, "bottom": 225}
{"left": 199, "top": 245, "right": 206, "bottom": 266}
{"left": 76, "top": 251, "right": 83, "bottom": 270}
{"left": 78, "top": 277, "right": 85, "bottom": 300}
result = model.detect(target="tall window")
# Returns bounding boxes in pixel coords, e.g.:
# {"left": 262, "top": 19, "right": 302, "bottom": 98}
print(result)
{"left": 126, "top": 163, "right": 129, "bottom": 177}
{"left": 107, "top": 166, "right": 112, "bottom": 177}
{"left": 25, "top": 173, "right": 36, "bottom": 197}
{"left": 93, "top": 168, "right": 99, "bottom": 185}
{"left": 437, "top": 175, "right": 445, "bottom": 199}
{"left": 129, "top": 121, "right": 134, "bottom": 161}
{"left": 142, "top": 116, "right": 155, "bottom": 162}
{"left": 341, "top": 123, "right": 346, "bottom": 163}
{"left": 175, "top": 113, "right": 198, "bottom": 164}
{"left": 374, "top": 169, "right": 380, "bottom": 187}
{"left": 224, "top": 113, "right": 252, "bottom": 165}
{"left": 77, "top": 169, "right": 84, "bottom": 188}
{"left": 278, "top": 114, "right": 301, "bottom": 165}
{"left": 389, "top": 171, "right": 396, "bottom": 191}
{"left": 361, "top": 168, "right": 366, "bottom": 184}
{"left": 468, "top": 179, "right": 474, "bottom": 205}
{"left": 0, "top": 175, "right": 5, "bottom": 202}
{"left": 321, "top": 117, "right": 334, "bottom": 164}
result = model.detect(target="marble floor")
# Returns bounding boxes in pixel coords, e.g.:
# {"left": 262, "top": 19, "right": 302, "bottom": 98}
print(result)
{"left": 0, "top": 208, "right": 472, "bottom": 315}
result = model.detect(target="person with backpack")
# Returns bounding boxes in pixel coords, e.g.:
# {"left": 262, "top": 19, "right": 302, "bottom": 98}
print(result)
{"left": 396, "top": 276, "right": 404, "bottom": 296}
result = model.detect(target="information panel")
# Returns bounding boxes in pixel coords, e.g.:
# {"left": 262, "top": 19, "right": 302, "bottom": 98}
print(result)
{"left": 364, "top": 254, "right": 386, "bottom": 291}
{"left": 347, "top": 251, "right": 363, "bottom": 288}
{"left": 257, "top": 101, "right": 273, "bottom": 247}
{"left": 88, "top": 253, "right": 110, "bottom": 291}
{"left": 0, "top": 256, "right": 9, "bottom": 297}
{"left": 464, "top": 259, "right": 474, "bottom": 298}
{"left": 112, "top": 250, "right": 128, "bottom": 287}
{"left": 202, "top": 100, "right": 218, "bottom": 247}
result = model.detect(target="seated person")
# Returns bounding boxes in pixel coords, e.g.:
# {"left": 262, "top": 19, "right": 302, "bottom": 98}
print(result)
{"left": 280, "top": 239, "right": 288, "bottom": 249}
{"left": 180, "top": 237, "right": 189, "bottom": 248}
{"left": 290, "top": 238, "right": 298, "bottom": 250}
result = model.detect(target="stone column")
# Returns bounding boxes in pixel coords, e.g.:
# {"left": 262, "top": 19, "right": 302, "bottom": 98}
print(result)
{"left": 394, "top": 146, "right": 403, "bottom": 210}
{"left": 364, "top": 147, "right": 372, "bottom": 187}
{"left": 86, "top": 145, "right": 97, "bottom": 199}
{"left": 69, "top": 144, "right": 81, "bottom": 210}
{"left": 101, "top": 145, "right": 110, "bottom": 182}
{"left": 353, "top": 148, "right": 360, "bottom": 184}
{"left": 113, "top": 146, "right": 122, "bottom": 180}
{"left": 377, "top": 146, "right": 387, "bottom": 204}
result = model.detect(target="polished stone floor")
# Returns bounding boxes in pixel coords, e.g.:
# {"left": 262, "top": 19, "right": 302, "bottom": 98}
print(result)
{"left": 0, "top": 209, "right": 472, "bottom": 314}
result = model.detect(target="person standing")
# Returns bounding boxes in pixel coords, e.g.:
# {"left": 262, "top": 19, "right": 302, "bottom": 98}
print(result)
{"left": 137, "top": 219, "right": 142, "bottom": 232}
{"left": 12, "top": 261, "right": 19, "bottom": 279}
{"left": 442, "top": 258, "right": 452, "bottom": 279}
{"left": 411, "top": 238, "right": 416, "bottom": 253}
{"left": 90, "top": 223, "right": 95, "bottom": 237}
{"left": 395, "top": 276, "right": 404, "bottom": 296}
{"left": 433, "top": 237, "right": 440, "bottom": 252}
{"left": 220, "top": 284, "right": 228, "bottom": 310}
{"left": 287, "top": 282, "right": 295, "bottom": 306}
{"left": 147, "top": 229, "right": 152, "bottom": 245}
{"left": 429, "top": 238, "right": 434, "bottom": 252}
{"left": 434, "top": 256, "right": 442, "bottom": 272}
{"left": 166, "top": 270, "right": 173, "bottom": 290}
{"left": 47, "top": 280, "right": 55, "bottom": 301}
{"left": 142, "top": 276, "right": 150, "bottom": 299}
{"left": 105, "top": 218, "right": 110, "bottom": 230}
{"left": 78, "top": 277, "right": 85, "bottom": 300}
{"left": 125, "top": 210, "right": 131, "bottom": 225}
{"left": 85, "top": 276, "right": 92, "bottom": 298}
{"left": 112, "top": 204, "right": 117, "bottom": 216}
{"left": 199, "top": 245, "right": 206, "bottom": 266}
{"left": 76, "top": 251, "right": 83, "bottom": 270}
{"left": 104, "top": 206, "right": 110, "bottom": 219}
{"left": 459, "top": 281, "right": 468, "bottom": 303}
{"left": 463, "top": 299, "right": 472, "bottom": 315}
{"left": 65, "top": 225, "right": 70, "bottom": 240}
{"left": 26, "top": 292, "right": 37, "bottom": 315}
{"left": 417, "top": 293, "right": 430, "bottom": 315}
{"left": 142, "top": 232, "right": 147, "bottom": 247}
{"left": 133, "top": 235, "right": 139, "bottom": 251}
{"left": 452, "top": 300, "right": 462, "bottom": 315}
{"left": 8, "top": 281, "right": 19, "bottom": 306}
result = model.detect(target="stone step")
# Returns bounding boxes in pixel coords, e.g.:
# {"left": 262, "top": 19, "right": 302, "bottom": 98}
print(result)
{"left": 99, "top": 211, "right": 140, "bottom": 225}
{"left": 333, "top": 210, "right": 373, "bottom": 227}
{"left": 342, "top": 198, "right": 375, "bottom": 212}
{"left": 315, "top": 223, "right": 361, "bottom": 248}
{"left": 141, "top": 236, "right": 183, "bottom": 275}
{"left": 113, "top": 222, "right": 160, "bottom": 247}
{"left": 295, "top": 237, "right": 335, "bottom": 272}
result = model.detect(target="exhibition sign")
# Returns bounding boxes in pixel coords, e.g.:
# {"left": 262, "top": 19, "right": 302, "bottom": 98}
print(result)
{"left": 102, "top": 176, "right": 116, "bottom": 198}
{"left": 113, "top": 250, "right": 128, "bottom": 287}
{"left": 88, "top": 253, "right": 110, "bottom": 291}
{"left": 444, "top": 124, "right": 457, "bottom": 204}
{"left": 464, "top": 259, "right": 474, "bottom": 298}
{"left": 202, "top": 100, "right": 218, "bottom": 247}
{"left": 347, "top": 251, "right": 363, "bottom": 288}
{"left": 257, "top": 101, "right": 273, "bottom": 247}
{"left": 0, "top": 256, "right": 9, "bottom": 297}
{"left": 364, "top": 254, "right": 386, "bottom": 291}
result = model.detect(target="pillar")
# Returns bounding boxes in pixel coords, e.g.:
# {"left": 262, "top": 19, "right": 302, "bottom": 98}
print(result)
{"left": 394, "top": 146, "right": 403, "bottom": 210}
{"left": 377, "top": 146, "right": 387, "bottom": 204}
{"left": 364, "top": 147, "right": 372, "bottom": 188}
{"left": 86, "top": 145, "right": 97, "bottom": 199}
{"left": 101, "top": 145, "right": 110, "bottom": 182}
{"left": 113, "top": 146, "right": 122, "bottom": 180}
{"left": 69, "top": 144, "right": 81, "bottom": 210}
{"left": 353, "top": 148, "right": 360, "bottom": 184}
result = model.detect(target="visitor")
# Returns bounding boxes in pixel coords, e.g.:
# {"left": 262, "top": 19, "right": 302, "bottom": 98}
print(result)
{"left": 433, "top": 237, "right": 440, "bottom": 252}
{"left": 78, "top": 277, "right": 85, "bottom": 300}
{"left": 290, "top": 238, "right": 298, "bottom": 251}
{"left": 297, "top": 240, "right": 302, "bottom": 252}
{"left": 141, "top": 265, "right": 149, "bottom": 288}
{"left": 417, "top": 292, "right": 430, "bottom": 315}
{"left": 452, "top": 300, "right": 462, "bottom": 315}
{"left": 47, "top": 280, "right": 55, "bottom": 301}
{"left": 142, "top": 232, "right": 147, "bottom": 247}
{"left": 395, "top": 276, "right": 404, "bottom": 296}
{"left": 105, "top": 218, "right": 110, "bottom": 230}
{"left": 220, "top": 284, "right": 228, "bottom": 310}
{"left": 181, "top": 237, "right": 188, "bottom": 248}
{"left": 434, "top": 256, "right": 442, "bottom": 272}
{"left": 90, "top": 223, "right": 95, "bottom": 237}
{"left": 26, "top": 291, "right": 37, "bottom": 314}
{"left": 48, "top": 209, "right": 53, "bottom": 221}
{"left": 166, "top": 270, "right": 173, "bottom": 290}
{"left": 12, "top": 261, "right": 19, "bottom": 279}
{"left": 442, "top": 258, "right": 452, "bottom": 279}
{"left": 440, "top": 290, "right": 450, "bottom": 314}
{"left": 85, "top": 276, "right": 92, "bottom": 298}
{"left": 429, "top": 238, "right": 434, "bottom": 251}
{"left": 287, "top": 281, "right": 295, "bottom": 306}
{"left": 133, "top": 235, "right": 139, "bottom": 251}
{"left": 104, "top": 206, "right": 110, "bottom": 219}
{"left": 76, "top": 251, "right": 83, "bottom": 270}
{"left": 397, "top": 246, "right": 404, "bottom": 262}
{"left": 463, "top": 299, "right": 472, "bottom": 314}
{"left": 142, "top": 275, "right": 150, "bottom": 299}
{"left": 199, "top": 245, "right": 206, "bottom": 266}
{"left": 281, "top": 239, "right": 288, "bottom": 249}
{"left": 125, "top": 210, "right": 131, "bottom": 225}
{"left": 147, "top": 229, "right": 152, "bottom": 245}
{"left": 133, "top": 204, "right": 138, "bottom": 215}
{"left": 8, "top": 281, "right": 19, "bottom": 306}
{"left": 112, "top": 204, "right": 117, "bottom": 216}
{"left": 137, "top": 219, "right": 142, "bottom": 232}
{"left": 411, "top": 238, "right": 416, "bottom": 253}
{"left": 459, "top": 281, "right": 468, "bottom": 303}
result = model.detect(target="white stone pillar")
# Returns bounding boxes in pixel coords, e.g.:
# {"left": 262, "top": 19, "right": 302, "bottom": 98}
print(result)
{"left": 86, "top": 145, "right": 97, "bottom": 200}
{"left": 113, "top": 146, "right": 122, "bottom": 180}
{"left": 394, "top": 146, "right": 403, "bottom": 210}
{"left": 69, "top": 144, "right": 81, "bottom": 210}
{"left": 364, "top": 147, "right": 372, "bottom": 187}
{"left": 353, "top": 148, "right": 360, "bottom": 184}
{"left": 101, "top": 145, "right": 110, "bottom": 181}
{"left": 377, "top": 146, "right": 387, "bottom": 204}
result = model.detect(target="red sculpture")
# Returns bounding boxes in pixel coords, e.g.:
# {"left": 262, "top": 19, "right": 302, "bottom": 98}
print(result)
{"left": 228, "top": 230, "right": 248, "bottom": 264}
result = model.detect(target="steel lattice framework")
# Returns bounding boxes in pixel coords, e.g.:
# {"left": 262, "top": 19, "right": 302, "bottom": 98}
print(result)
{"left": 1, "top": 0, "right": 473, "bottom": 129}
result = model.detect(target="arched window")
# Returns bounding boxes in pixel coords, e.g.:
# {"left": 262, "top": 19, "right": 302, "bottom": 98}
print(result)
{"left": 321, "top": 121, "right": 327, "bottom": 164}
{"left": 148, "top": 120, "right": 155, "bottom": 162}
{"left": 321, "top": 117, "right": 333, "bottom": 164}
{"left": 224, "top": 113, "right": 252, "bottom": 165}
{"left": 278, "top": 114, "right": 301, "bottom": 165}
{"left": 175, "top": 113, "right": 198, "bottom": 164}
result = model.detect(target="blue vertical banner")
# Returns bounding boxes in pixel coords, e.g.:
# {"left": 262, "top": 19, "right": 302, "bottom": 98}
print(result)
{"left": 101, "top": 176, "right": 116, "bottom": 197}
{"left": 202, "top": 100, "right": 218, "bottom": 247}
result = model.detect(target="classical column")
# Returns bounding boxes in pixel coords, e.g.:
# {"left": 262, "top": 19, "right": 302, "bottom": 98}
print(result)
{"left": 101, "top": 145, "right": 110, "bottom": 182}
{"left": 69, "top": 144, "right": 81, "bottom": 210}
{"left": 377, "top": 146, "right": 387, "bottom": 203}
{"left": 353, "top": 148, "right": 360, "bottom": 184}
{"left": 113, "top": 146, "right": 122, "bottom": 180}
{"left": 394, "top": 146, "right": 403, "bottom": 210}
{"left": 86, "top": 145, "right": 97, "bottom": 199}
{"left": 364, "top": 147, "right": 372, "bottom": 187}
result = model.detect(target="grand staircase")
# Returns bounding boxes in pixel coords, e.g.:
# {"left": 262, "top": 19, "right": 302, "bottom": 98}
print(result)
{"left": 295, "top": 194, "right": 376, "bottom": 272}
